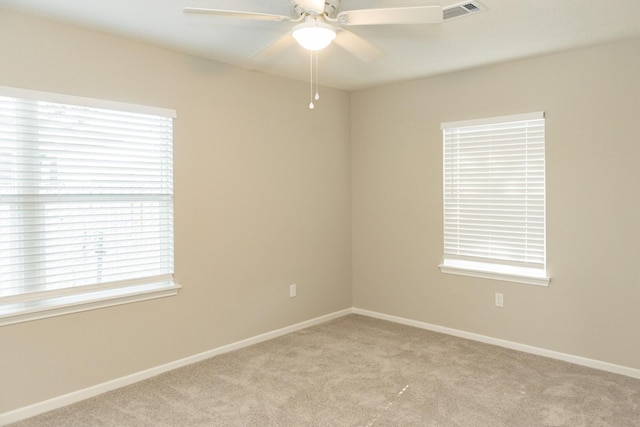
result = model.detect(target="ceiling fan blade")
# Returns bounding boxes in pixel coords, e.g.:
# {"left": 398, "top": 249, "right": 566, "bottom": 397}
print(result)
{"left": 296, "top": 0, "right": 325, "bottom": 14}
{"left": 250, "top": 33, "right": 294, "bottom": 61}
{"left": 337, "top": 6, "right": 443, "bottom": 26}
{"left": 184, "top": 7, "right": 292, "bottom": 22}
{"left": 333, "top": 30, "right": 384, "bottom": 62}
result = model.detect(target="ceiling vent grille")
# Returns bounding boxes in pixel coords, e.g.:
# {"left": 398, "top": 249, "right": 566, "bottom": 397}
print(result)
{"left": 443, "top": 1, "right": 487, "bottom": 21}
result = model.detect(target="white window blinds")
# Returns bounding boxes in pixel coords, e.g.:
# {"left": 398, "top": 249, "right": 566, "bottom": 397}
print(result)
{"left": 0, "top": 87, "right": 176, "bottom": 301}
{"left": 441, "top": 112, "right": 548, "bottom": 285}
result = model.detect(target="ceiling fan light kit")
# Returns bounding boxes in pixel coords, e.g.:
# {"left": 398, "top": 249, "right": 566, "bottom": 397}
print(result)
{"left": 292, "top": 16, "right": 337, "bottom": 51}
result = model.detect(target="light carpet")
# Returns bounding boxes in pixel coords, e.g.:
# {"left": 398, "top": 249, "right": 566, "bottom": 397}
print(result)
{"left": 11, "top": 314, "right": 640, "bottom": 426}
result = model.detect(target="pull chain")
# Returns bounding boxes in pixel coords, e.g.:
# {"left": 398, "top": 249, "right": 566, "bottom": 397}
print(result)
{"left": 308, "top": 50, "right": 315, "bottom": 109}
{"left": 314, "top": 50, "right": 320, "bottom": 101}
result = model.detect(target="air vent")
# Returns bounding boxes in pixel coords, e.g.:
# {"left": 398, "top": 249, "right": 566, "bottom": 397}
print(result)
{"left": 443, "top": 1, "right": 487, "bottom": 21}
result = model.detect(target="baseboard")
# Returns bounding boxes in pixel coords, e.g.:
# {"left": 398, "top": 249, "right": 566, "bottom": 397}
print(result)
{"left": 0, "top": 308, "right": 352, "bottom": 426}
{"left": 353, "top": 307, "right": 640, "bottom": 380}
{"left": 5, "top": 306, "right": 638, "bottom": 425}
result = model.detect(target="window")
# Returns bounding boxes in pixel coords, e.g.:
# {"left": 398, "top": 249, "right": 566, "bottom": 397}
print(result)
{"left": 0, "top": 86, "right": 180, "bottom": 325}
{"left": 440, "top": 112, "right": 549, "bottom": 286}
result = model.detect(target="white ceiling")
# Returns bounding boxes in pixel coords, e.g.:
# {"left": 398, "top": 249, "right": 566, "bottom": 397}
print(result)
{"left": 2, "top": 0, "right": 640, "bottom": 91}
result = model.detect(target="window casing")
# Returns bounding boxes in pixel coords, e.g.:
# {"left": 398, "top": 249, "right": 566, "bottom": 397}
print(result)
{"left": 0, "top": 86, "right": 180, "bottom": 325}
{"left": 440, "top": 112, "right": 549, "bottom": 286}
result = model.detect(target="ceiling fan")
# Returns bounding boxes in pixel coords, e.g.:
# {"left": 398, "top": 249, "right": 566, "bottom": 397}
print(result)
{"left": 184, "top": 0, "right": 444, "bottom": 61}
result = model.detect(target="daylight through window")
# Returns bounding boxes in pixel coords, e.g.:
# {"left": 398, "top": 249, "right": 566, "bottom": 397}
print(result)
{"left": 440, "top": 112, "right": 549, "bottom": 286}
{"left": 0, "top": 86, "right": 179, "bottom": 324}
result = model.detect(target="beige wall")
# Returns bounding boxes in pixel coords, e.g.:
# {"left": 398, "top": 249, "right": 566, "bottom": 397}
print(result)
{"left": 352, "top": 38, "right": 640, "bottom": 370}
{"left": 0, "top": 11, "right": 352, "bottom": 412}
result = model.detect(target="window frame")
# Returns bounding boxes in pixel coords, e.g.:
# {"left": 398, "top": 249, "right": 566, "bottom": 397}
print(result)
{"left": 439, "top": 112, "right": 549, "bottom": 286}
{"left": 0, "top": 86, "right": 180, "bottom": 326}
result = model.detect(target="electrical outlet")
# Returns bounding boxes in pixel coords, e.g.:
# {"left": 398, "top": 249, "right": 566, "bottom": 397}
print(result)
{"left": 495, "top": 292, "right": 504, "bottom": 308}
{"left": 289, "top": 284, "right": 297, "bottom": 298}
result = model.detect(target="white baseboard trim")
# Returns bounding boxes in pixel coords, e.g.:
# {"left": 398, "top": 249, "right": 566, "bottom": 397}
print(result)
{"left": 4, "top": 306, "right": 638, "bottom": 425}
{"left": 0, "top": 308, "right": 352, "bottom": 426}
{"left": 352, "top": 308, "right": 640, "bottom": 380}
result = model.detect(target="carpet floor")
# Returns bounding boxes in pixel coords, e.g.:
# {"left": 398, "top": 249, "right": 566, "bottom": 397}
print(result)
{"left": 11, "top": 314, "right": 640, "bottom": 426}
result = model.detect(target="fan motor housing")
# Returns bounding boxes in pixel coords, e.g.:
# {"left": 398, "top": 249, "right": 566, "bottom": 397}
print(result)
{"left": 291, "top": 0, "right": 340, "bottom": 18}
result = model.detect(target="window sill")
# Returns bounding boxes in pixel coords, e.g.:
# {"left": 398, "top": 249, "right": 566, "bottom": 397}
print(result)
{"left": 439, "top": 260, "right": 550, "bottom": 287}
{"left": 0, "top": 282, "right": 181, "bottom": 326}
